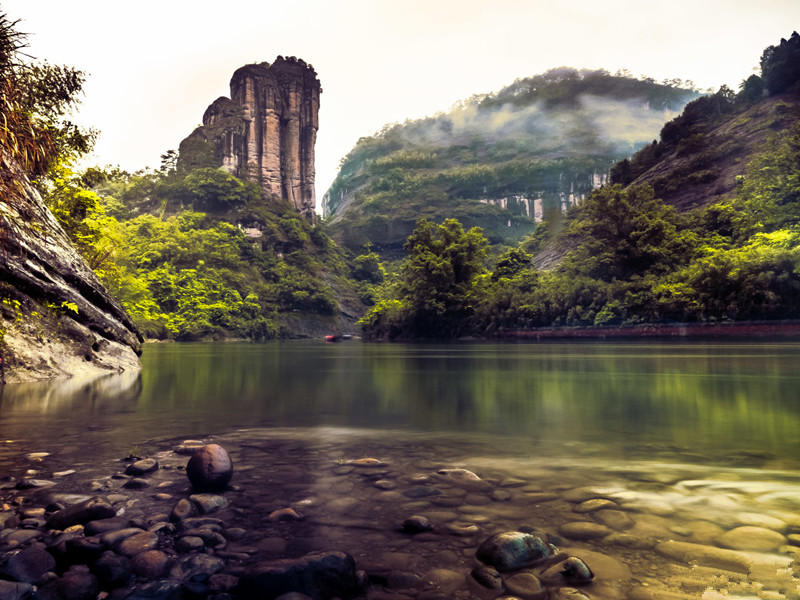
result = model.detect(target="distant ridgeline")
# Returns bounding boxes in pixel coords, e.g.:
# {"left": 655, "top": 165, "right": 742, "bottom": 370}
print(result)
{"left": 178, "top": 56, "right": 321, "bottom": 221}
{"left": 323, "top": 68, "right": 699, "bottom": 249}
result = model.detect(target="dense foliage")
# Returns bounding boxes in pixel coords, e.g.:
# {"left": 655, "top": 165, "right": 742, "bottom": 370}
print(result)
{"left": 361, "top": 121, "right": 800, "bottom": 339}
{"left": 611, "top": 31, "right": 800, "bottom": 200}
{"left": 58, "top": 165, "right": 369, "bottom": 341}
{"left": 325, "top": 68, "right": 699, "bottom": 251}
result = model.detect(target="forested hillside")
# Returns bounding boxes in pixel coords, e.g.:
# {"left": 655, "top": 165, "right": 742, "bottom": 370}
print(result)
{"left": 323, "top": 68, "right": 698, "bottom": 250}
{"left": 46, "top": 164, "right": 370, "bottom": 341}
{"left": 360, "top": 33, "right": 800, "bottom": 340}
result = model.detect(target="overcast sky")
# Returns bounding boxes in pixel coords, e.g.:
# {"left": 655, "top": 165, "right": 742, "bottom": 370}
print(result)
{"left": 4, "top": 0, "right": 800, "bottom": 211}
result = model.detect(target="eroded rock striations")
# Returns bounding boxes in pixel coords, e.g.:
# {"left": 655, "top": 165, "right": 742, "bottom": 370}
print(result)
{"left": 178, "top": 56, "right": 321, "bottom": 220}
{"left": 0, "top": 156, "right": 143, "bottom": 383}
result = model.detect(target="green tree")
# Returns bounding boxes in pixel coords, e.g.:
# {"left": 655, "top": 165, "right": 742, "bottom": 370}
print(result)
{"left": 562, "top": 184, "right": 692, "bottom": 281}
{"left": 361, "top": 218, "right": 488, "bottom": 339}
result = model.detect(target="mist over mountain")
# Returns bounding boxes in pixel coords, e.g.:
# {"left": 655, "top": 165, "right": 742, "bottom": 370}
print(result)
{"left": 323, "top": 68, "right": 699, "bottom": 250}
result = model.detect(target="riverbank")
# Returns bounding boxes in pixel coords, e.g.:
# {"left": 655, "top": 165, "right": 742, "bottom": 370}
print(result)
{"left": 2, "top": 428, "right": 799, "bottom": 600}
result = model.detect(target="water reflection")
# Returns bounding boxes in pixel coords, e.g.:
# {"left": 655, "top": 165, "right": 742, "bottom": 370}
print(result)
{"left": 1, "top": 341, "right": 799, "bottom": 470}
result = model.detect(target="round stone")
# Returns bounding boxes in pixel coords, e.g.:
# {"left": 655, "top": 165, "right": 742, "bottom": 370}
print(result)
{"left": 558, "top": 521, "right": 612, "bottom": 541}
{"left": 131, "top": 550, "right": 170, "bottom": 578}
{"left": 402, "top": 515, "right": 433, "bottom": 533}
{"left": 186, "top": 444, "right": 233, "bottom": 492}
{"left": 504, "top": 573, "right": 546, "bottom": 600}
{"left": 125, "top": 458, "right": 159, "bottom": 476}
{"left": 717, "top": 526, "right": 787, "bottom": 551}
{"left": 476, "top": 532, "right": 554, "bottom": 570}
{"left": 470, "top": 565, "right": 505, "bottom": 591}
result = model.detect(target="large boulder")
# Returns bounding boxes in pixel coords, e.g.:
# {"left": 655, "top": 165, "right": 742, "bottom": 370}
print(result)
{"left": 186, "top": 444, "right": 233, "bottom": 492}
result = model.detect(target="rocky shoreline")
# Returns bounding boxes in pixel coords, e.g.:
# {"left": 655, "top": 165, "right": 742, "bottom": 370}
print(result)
{"left": 2, "top": 431, "right": 800, "bottom": 600}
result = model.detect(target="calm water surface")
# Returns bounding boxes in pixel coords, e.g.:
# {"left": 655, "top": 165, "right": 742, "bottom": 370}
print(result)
{"left": 1, "top": 340, "right": 799, "bottom": 471}
{"left": 2, "top": 341, "right": 800, "bottom": 598}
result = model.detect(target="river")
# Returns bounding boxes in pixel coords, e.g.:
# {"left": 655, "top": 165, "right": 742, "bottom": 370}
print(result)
{"left": 1, "top": 340, "right": 800, "bottom": 598}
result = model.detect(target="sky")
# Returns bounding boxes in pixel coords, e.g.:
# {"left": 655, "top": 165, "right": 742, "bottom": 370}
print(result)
{"left": 4, "top": 0, "right": 800, "bottom": 213}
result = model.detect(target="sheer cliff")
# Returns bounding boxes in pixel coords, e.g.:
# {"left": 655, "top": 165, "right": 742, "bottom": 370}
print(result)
{"left": 0, "top": 156, "right": 143, "bottom": 383}
{"left": 178, "top": 57, "right": 321, "bottom": 220}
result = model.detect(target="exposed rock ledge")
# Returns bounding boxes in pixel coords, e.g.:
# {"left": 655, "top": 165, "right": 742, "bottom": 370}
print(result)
{"left": 0, "top": 156, "right": 143, "bottom": 384}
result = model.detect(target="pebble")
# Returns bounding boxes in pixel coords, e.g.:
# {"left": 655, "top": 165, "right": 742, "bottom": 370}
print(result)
{"left": 593, "top": 508, "right": 636, "bottom": 531}
{"left": 130, "top": 549, "right": 170, "bottom": 578}
{"left": 189, "top": 493, "right": 228, "bottom": 514}
{"left": 125, "top": 458, "right": 159, "bottom": 476}
{"left": 116, "top": 531, "right": 160, "bottom": 557}
{"left": 558, "top": 521, "right": 613, "bottom": 540}
{"left": 402, "top": 516, "right": 433, "bottom": 533}
{"left": 122, "top": 478, "right": 150, "bottom": 489}
{"left": 268, "top": 508, "right": 304, "bottom": 522}
{"left": 471, "top": 565, "right": 505, "bottom": 591}
{"left": 717, "top": 526, "right": 787, "bottom": 552}
{"left": 476, "top": 532, "right": 554, "bottom": 570}
{"left": 169, "top": 498, "right": 195, "bottom": 522}
{"left": 504, "top": 572, "right": 546, "bottom": 600}
{"left": 176, "top": 535, "right": 205, "bottom": 553}
{"left": 573, "top": 498, "right": 618, "bottom": 513}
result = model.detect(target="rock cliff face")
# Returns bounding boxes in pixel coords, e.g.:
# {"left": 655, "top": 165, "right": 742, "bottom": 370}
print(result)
{"left": 0, "top": 156, "right": 143, "bottom": 383}
{"left": 178, "top": 57, "right": 321, "bottom": 220}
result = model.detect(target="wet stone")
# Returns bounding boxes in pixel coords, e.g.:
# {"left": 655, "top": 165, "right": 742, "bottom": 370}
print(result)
{"left": 99, "top": 527, "right": 143, "bottom": 547}
{"left": 189, "top": 493, "right": 228, "bottom": 514}
{"left": 239, "top": 551, "right": 360, "bottom": 600}
{"left": 505, "top": 573, "right": 546, "bottom": 599}
{"left": 268, "top": 508, "right": 304, "bottom": 522}
{"left": 223, "top": 527, "right": 248, "bottom": 541}
{"left": 209, "top": 573, "right": 239, "bottom": 593}
{"left": 470, "top": 565, "right": 505, "bottom": 591}
{"left": 558, "top": 521, "right": 613, "bottom": 540}
{"left": 122, "top": 478, "right": 150, "bottom": 490}
{"left": 0, "top": 580, "right": 34, "bottom": 600}
{"left": 443, "top": 523, "right": 480, "bottom": 536}
{"left": 387, "top": 570, "right": 424, "bottom": 589}
{"left": 186, "top": 444, "right": 233, "bottom": 492}
{"left": 403, "top": 486, "right": 441, "bottom": 498}
{"left": 84, "top": 517, "right": 131, "bottom": 536}
{"left": 374, "top": 480, "right": 396, "bottom": 490}
{"left": 169, "top": 553, "right": 225, "bottom": 582}
{"left": 717, "top": 526, "right": 787, "bottom": 552}
{"left": 116, "top": 531, "right": 159, "bottom": 557}
{"left": 124, "top": 459, "right": 158, "bottom": 477}
{"left": 93, "top": 551, "right": 132, "bottom": 587}
{"left": 2, "top": 530, "right": 42, "bottom": 547}
{"left": 129, "top": 549, "right": 169, "bottom": 579}
{"left": 491, "top": 489, "right": 512, "bottom": 502}
{"left": 56, "top": 565, "right": 99, "bottom": 600}
{"left": 175, "top": 440, "right": 207, "bottom": 455}
{"left": 0, "top": 545, "right": 56, "bottom": 583}
{"left": 594, "top": 509, "right": 636, "bottom": 531}
{"left": 573, "top": 498, "right": 619, "bottom": 514}
{"left": 476, "top": 532, "right": 554, "bottom": 570}
{"left": 402, "top": 516, "right": 433, "bottom": 533}
{"left": 45, "top": 497, "right": 115, "bottom": 531}
{"left": 176, "top": 535, "right": 205, "bottom": 553}
{"left": 169, "top": 498, "right": 196, "bottom": 522}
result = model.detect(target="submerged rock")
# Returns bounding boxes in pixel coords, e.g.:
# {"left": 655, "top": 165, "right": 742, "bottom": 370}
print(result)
{"left": 45, "top": 498, "right": 116, "bottom": 531}
{"left": 239, "top": 551, "right": 361, "bottom": 600}
{"left": 186, "top": 444, "right": 233, "bottom": 492}
{"left": 475, "top": 532, "right": 555, "bottom": 570}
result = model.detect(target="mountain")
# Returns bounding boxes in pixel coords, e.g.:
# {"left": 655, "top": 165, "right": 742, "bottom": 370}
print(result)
{"left": 322, "top": 68, "right": 699, "bottom": 251}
